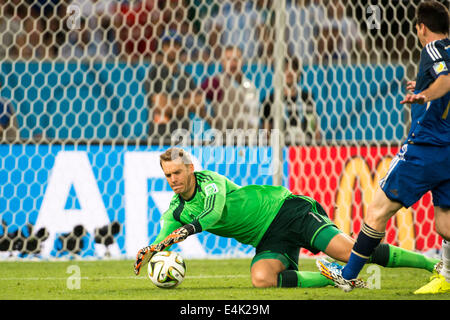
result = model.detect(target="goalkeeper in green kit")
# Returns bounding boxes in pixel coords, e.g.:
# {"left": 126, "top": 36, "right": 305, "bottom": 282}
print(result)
{"left": 133, "top": 147, "right": 441, "bottom": 288}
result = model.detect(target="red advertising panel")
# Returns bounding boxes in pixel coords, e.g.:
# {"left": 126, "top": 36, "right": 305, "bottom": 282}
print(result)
{"left": 288, "top": 146, "right": 440, "bottom": 255}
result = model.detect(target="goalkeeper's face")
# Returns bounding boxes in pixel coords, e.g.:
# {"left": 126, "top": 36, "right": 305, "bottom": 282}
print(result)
{"left": 161, "top": 159, "right": 195, "bottom": 196}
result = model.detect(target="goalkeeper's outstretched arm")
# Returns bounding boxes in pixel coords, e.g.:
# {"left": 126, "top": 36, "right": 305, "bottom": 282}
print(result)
{"left": 133, "top": 205, "right": 182, "bottom": 275}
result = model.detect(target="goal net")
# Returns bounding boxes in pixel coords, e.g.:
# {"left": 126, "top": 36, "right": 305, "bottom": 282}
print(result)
{"left": 0, "top": 0, "right": 445, "bottom": 260}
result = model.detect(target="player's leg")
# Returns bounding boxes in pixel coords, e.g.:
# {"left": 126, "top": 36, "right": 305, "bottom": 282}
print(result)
{"left": 316, "top": 223, "right": 438, "bottom": 291}
{"left": 339, "top": 144, "right": 423, "bottom": 282}
{"left": 250, "top": 258, "right": 285, "bottom": 288}
{"left": 251, "top": 196, "right": 335, "bottom": 288}
{"left": 434, "top": 206, "right": 450, "bottom": 241}
{"left": 435, "top": 206, "right": 450, "bottom": 283}
{"left": 308, "top": 185, "right": 400, "bottom": 288}
{"left": 341, "top": 144, "right": 448, "bottom": 289}
{"left": 363, "top": 187, "right": 403, "bottom": 232}
{"left": 435, "top": 206, "right": 450, "bottom": 282}
{"left": 250, "top": 253, "right": 333, "bottom": 288}
{"left": 321, "top": 227, "right": 439, "bottom": 272}
{"left": 320, "top": 230, "right": 353, "bottom": 262}
{"left": 414, "top": 168, "right": 450, "bottom": 294}
{"left": 415, "top": 206, "right": 450, "bottom": 294}
{"left": 432, "top": 161, "right": 450, "bottom": 284}
{"left": 339, "top": 186, "right": 403, "bottom": 280}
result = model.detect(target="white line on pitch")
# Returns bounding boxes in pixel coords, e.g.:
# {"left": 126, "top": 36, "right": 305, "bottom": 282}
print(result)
{"left": 0, "top": 275, "right": 248, "bottom": 281}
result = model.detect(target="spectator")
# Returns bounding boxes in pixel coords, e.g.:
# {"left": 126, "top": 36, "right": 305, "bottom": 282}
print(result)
{"left": 70, "top": 0, "right": 114, "bottom": 23}
{"left": 0, "top": 81, "right": 19, "bottom": 142}
{"left": 145, "top": 34, "right": 206, "bottom": 144}
{"left": 316, "top": 0, "right": 365, "bottom": 63}
{"left": 285, "top": 0, "right": 326, "bottom": 65}
{"left": 203, "top": 0, "right": 269, "bottom": 60}
{"left": 114, "top": 0, "right": 162, "bottom": 63}
{"left": 201, "top": 45, "right": 260, "bottom": 133}
{"left": 60, "top": 17, "right": 109, "bottom": 60}
{"left": 30, "top": 0, "right": 60, "bottom": 18}
{"left": 0, "top": 1, "right": 21, "bottom": 59}
{"left": 67, "top": 0, "right": 116, "bottom": 59}
{"left": 261, "top": 57, "right": 320, "bottom": 146}
{"left": 159, "top": 0, "right": 205, "bottom": 62}
{"left": 0, "top": 1, "right": 44, "bottom": 60}
{"left": 29, "top": 0, "right": 67, "bottom": 58}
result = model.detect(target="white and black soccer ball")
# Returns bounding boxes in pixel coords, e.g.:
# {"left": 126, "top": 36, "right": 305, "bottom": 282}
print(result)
{"left": 147, "top": 251, "right": 186, "bottom": 288}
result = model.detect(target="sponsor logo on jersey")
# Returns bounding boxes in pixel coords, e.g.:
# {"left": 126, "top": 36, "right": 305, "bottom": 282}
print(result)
{"left": 204, "top": 183, "right": 218, "bottom": 196}
{"left": 433, "top": 61, "right": 448, "bottom": 75}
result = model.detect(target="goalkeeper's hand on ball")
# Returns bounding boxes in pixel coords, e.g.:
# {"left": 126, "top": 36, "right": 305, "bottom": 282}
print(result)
{"left": 134, "top": 245, "right": 158, "bottom": 275}
{"left": 133, "top": 224, "right": 196, "bottom": 275}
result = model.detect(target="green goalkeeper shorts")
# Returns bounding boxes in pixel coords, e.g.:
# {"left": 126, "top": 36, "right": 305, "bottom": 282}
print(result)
{"left": 251, "top": 195, "right": 341, "bottom": 270}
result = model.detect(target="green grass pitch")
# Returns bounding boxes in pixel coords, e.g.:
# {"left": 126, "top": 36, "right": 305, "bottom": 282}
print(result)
{"left": 0, "top": 258, "right": 448, "bottom": 300}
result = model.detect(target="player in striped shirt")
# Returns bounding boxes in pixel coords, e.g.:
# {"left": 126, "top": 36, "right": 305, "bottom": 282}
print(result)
{"left": 133, "top": 148, "right": 440, "bottom": 289}
{"left": 318, "top": 1, "right": 450, "bottom": 294}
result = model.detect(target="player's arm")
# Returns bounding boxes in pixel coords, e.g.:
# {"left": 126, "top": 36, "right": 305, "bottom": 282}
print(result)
{"left": 402, "top": 42, "right": 450, "bottom": 105}
{"left": 134, "top": 198, "right": 183, "bottom": 275}
{"left": 155, "top": 175, "right": 228, "bottom": 249}
{"left": 401, "top": 74, "right": 450, "bottom": 104}
{"left": 152, "top": 213, "right": 183, "bottom": 247}
{"left": 190, "top": 175, "right": 227, "bottom": 232}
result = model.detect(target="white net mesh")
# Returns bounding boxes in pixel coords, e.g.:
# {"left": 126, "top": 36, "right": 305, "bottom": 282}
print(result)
{"left": 0, "top": 0, "right": 447, "bottom": 260}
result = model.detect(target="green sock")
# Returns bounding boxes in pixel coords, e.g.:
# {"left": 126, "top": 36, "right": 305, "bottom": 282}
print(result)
{"left": 370, "top": 243, "right": 439, "bottom": 272}
{"left": 277, "top": 270, "right": 334, "bottom": 288}
{"left": 386, "top": 245, "right": 439, "bottom": 272}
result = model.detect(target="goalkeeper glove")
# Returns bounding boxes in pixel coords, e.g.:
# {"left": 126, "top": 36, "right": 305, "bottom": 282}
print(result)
{"left": 158, "top": 224, "right": 196, "bottom": 249}
{"left": 134, "top": 244, "right": 158, "bottom": 275}
{"left": 133, "top": 224, "right": 196, "bottom": 275}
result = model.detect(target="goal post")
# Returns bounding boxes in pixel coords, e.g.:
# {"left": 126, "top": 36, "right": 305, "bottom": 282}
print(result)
{"left": 0, "top": 0, "right": 445, "bottom": 260}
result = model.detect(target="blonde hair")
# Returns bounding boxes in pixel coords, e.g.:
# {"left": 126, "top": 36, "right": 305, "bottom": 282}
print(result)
{"left": 159, "top": 147, "right": 193, "bottom": 167}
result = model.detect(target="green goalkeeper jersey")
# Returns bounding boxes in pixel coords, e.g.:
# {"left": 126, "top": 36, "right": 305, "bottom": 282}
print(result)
{"left": 153, "top": 170, "right": 292, "bottom": 247}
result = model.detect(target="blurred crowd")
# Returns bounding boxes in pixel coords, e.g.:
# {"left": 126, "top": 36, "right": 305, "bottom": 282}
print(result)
{"left": 0, "top": 0, "right": 420, "bottom": 144}
{"left": 0, "top": 0, "right": 376, "bottom": 63}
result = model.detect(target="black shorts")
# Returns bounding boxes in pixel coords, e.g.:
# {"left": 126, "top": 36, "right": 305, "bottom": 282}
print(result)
{"left": 251, "top": 195, "right": 341, "bottom": 270}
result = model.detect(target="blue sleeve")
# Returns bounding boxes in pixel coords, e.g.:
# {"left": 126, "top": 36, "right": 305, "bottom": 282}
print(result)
{"left": 423, "top": 41, "right": 450, "bottom": 79}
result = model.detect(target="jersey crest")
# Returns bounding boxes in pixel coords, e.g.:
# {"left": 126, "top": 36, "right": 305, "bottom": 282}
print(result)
{"left": 204, "top": 183, "right": 219, "bottom": 196}
{"left": 433, "top": 61, "right": 448, "bottom": 75}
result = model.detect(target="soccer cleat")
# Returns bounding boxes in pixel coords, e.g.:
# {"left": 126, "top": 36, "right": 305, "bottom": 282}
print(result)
{"left": 316, "top": 259, "right": 367, "bottom": 292}
{"left": 414, "top": 274, "right": 450, "bottom": 294}
{"left": 433, "top": 261, "right": 443, "bottom": 276}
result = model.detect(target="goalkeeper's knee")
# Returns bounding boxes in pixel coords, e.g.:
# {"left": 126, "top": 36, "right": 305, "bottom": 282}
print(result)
{"left": 251, "top": 268, "right": 278, "bottom": 288}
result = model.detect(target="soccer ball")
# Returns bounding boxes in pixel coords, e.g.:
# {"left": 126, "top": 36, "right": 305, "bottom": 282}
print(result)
{"left": 147, "top": 251, "right": 186, "bottom": 288}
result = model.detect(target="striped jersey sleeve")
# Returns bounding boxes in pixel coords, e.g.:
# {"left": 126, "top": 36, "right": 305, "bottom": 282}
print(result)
{"left": 190, "top": 171, "right": 228, "bottom": 233}
{"left": 423, "top": 40, "right": 450, "bottom": 79}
